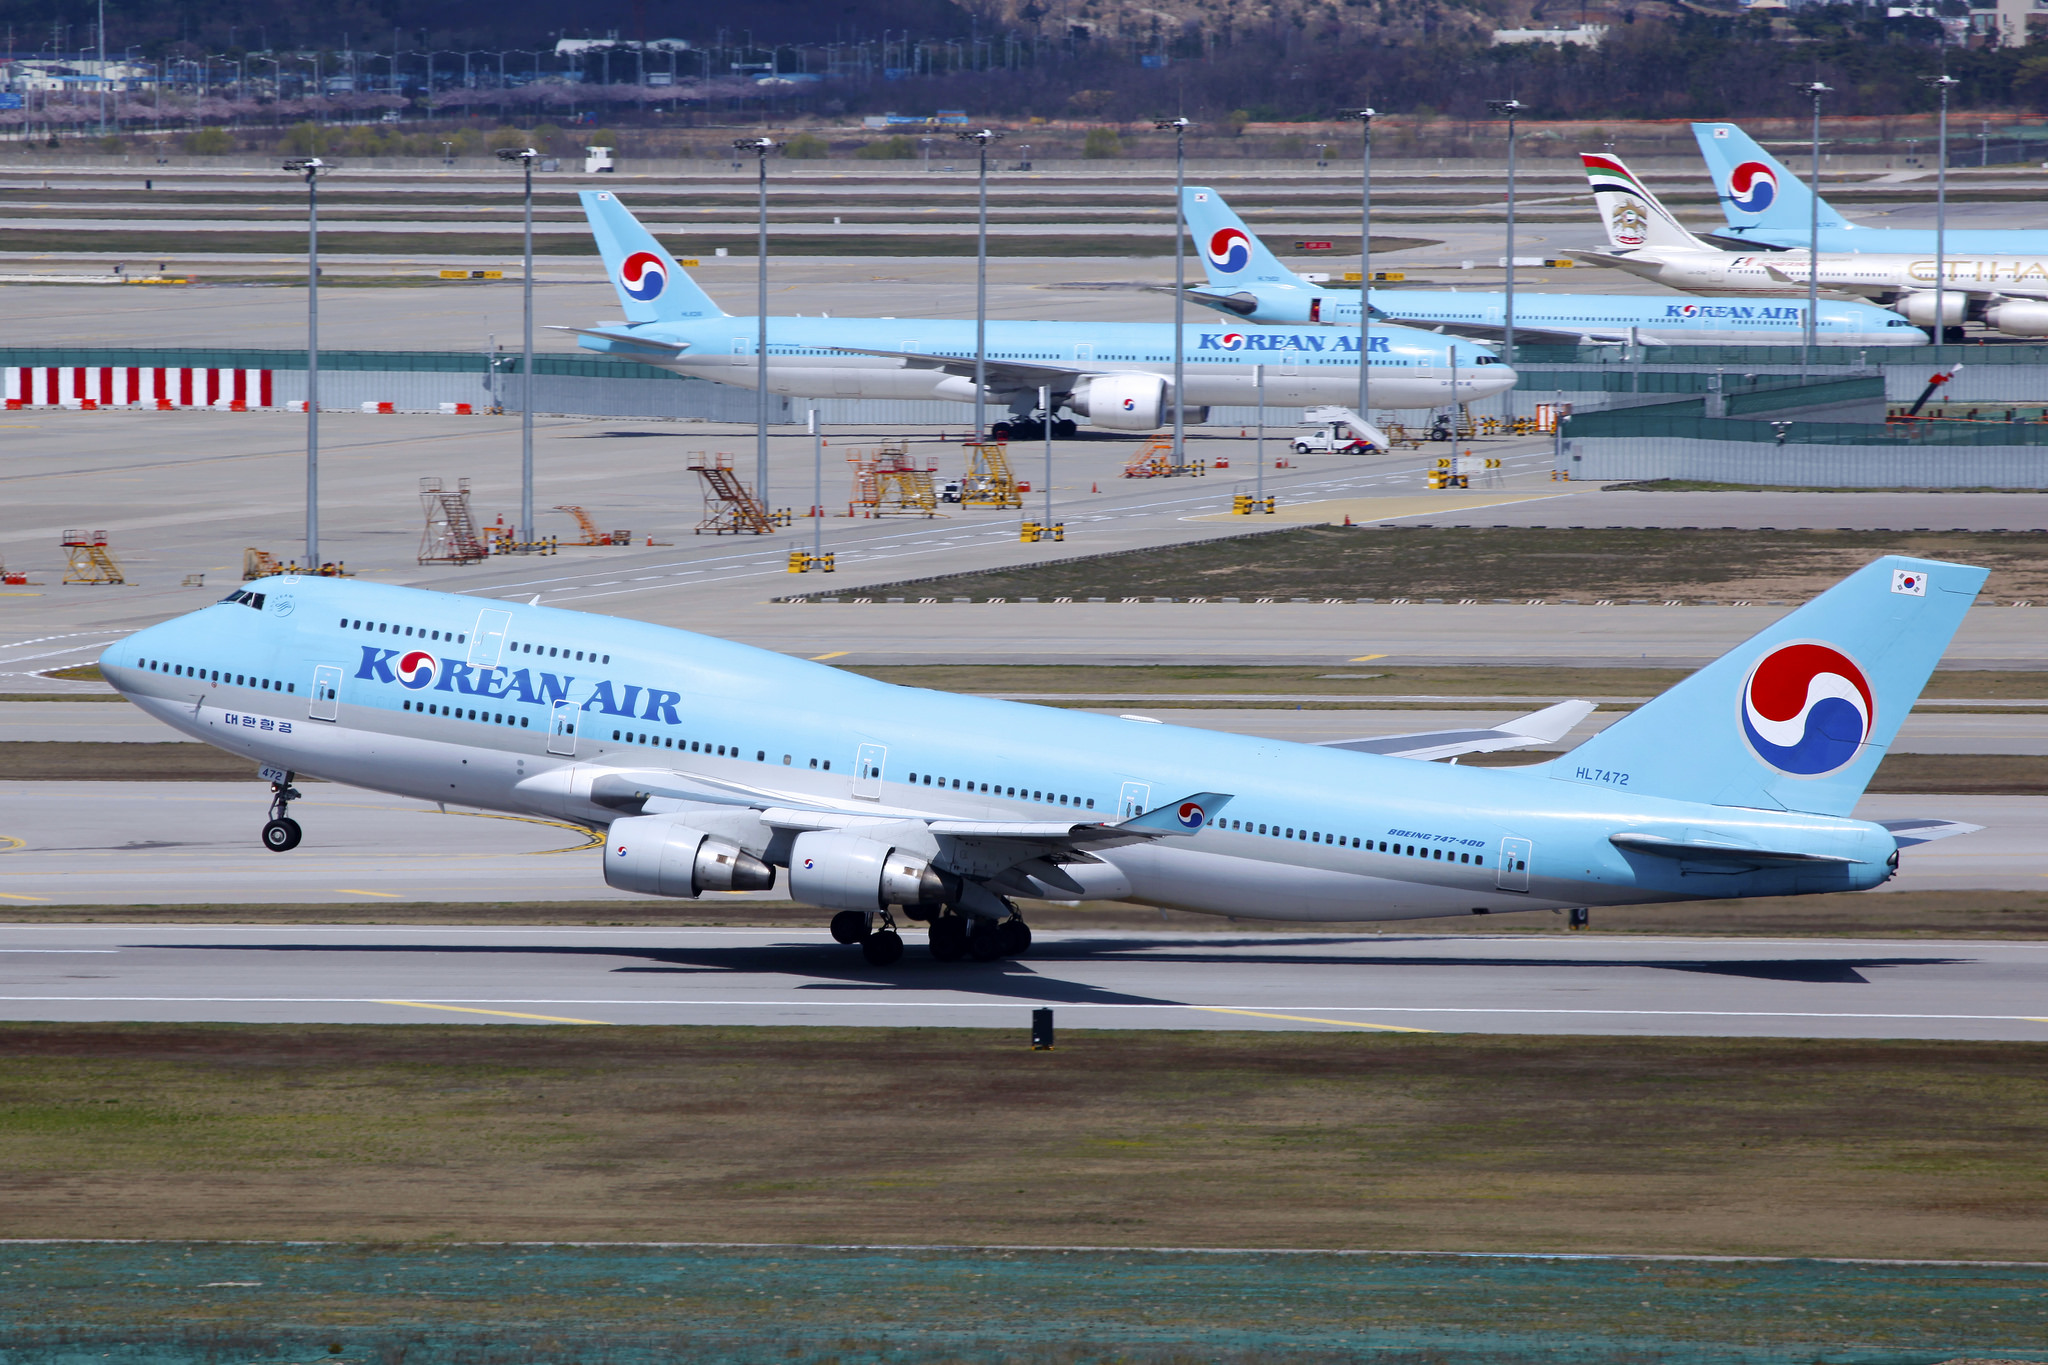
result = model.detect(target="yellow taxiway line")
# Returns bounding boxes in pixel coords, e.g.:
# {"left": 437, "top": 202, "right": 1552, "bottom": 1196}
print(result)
{"left": 376, "top": 1000, "right": 613, "bottom": 1025}
{"left": 1197, "top": 1006, "right": 1432, "bottom": 1032}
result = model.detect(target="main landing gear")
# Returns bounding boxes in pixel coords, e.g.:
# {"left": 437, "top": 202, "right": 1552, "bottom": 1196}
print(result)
{"left": 990, "top": 416, "right": 1079, "bottom": 442}
{"left": 260, "top": 773, "right": 303, "bottom": 853}
{"left": 829, "top": 905, "right": 1032, "bottom": 965}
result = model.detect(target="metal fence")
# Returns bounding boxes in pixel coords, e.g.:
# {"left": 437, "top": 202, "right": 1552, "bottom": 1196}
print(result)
{"left": 1565, "top": 436, "right": 2048, "bottom": 488}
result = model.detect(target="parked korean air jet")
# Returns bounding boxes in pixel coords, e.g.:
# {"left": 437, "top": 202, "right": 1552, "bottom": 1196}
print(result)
{"left": 1578, "top": 154, "right": 2048, "bottom": 337}
{"left": 104, "top": 559, "right": 1979, "bottom": 964}
{"left": 1693, "top": 121, "right": 2048, "bottom": 255}
{"left": 1178, "top": 186, "right": 1924, "bottom": 347}
{"left": 570, "top": 192, "right": 1514, "bottom": 439}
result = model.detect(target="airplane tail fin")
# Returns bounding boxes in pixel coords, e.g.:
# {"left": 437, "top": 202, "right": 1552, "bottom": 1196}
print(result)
{"left": 580, "top": 190, "right": 726, "bottom": 323}
{"left": 1182, "top": 187, "right": 1315, "bottom": 291}
{"left": 1692, "top": 122, "right": 1848, "bottom": 234}
{"left": 1534, "top": 557, "right": 1985, "bottom": 817}
{"left": 1581, "top": 153, "right": 1712, "bottom": 252}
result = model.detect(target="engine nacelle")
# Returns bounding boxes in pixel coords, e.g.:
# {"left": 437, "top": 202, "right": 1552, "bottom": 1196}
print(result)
{"left": 1893, "top": 291, "right": 1968, "bottom": 326}
{"left": 787, "top": 829, "right": 956, "bottom": 912}
{"left": 1069, "top": 373, "right": 1168, "bottom": 430}
{"left": 1985, "top": 298, "right": 2048, "bottom": 337}
{"left": 603, "top": 816, "right": 775, "bottom": 898}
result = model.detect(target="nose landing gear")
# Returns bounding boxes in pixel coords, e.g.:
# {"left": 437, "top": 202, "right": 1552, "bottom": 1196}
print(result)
{"left": 260, "top": 774, "right": 303, "bottom": 853}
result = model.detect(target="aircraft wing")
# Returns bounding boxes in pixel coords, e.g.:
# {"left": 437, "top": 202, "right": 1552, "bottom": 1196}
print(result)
{"left": 828, "top": 345, "right": 1087, "bottom": 390}
{"left": 1396, "top": 317, "right": 1657, "bottom": 348}
{"left": 1317, "top": 700, "right": 1597, "bottom": 762}
{"left": 588, "top": 768, "right": 1231, "bottom": 847}
{"left": 1877, "top": 817, "right": 1983, "bottom": 848}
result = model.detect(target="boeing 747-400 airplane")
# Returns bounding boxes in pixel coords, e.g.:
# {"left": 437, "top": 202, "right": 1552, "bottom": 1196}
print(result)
{"left": 104, "top": 558, "right": 1980, "bottom": 963}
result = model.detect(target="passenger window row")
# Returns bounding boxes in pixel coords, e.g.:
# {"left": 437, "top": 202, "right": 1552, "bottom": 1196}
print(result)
{"left": 905, "top": 772, "right": 1095, "bottom": 810}
{"left": 611, "top": 730, "right": 765, "bottom": 762}
{"left": 1219, "top": 816, "right": 1485, "bottom": 865}
{"left": 342, "top": 618, "right": 465, "bottom": 644}
{"left": 139, "top": 659, "right": 295, "bottom": 693}
{"left": 510, "top": 641, "right": 610, "bottom": 664}
{"left": 404, "top": 699, "right": 529, "bottom": 728}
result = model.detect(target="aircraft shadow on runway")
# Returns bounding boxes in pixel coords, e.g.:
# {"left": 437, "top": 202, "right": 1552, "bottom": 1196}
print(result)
{"left": 143, "top": 939, "right": 1973, "bottom": 1004}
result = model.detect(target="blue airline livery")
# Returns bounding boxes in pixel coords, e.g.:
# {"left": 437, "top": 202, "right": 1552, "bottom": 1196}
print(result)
{"left": 570, "top": 192, "right": 1514, "bottom": 439}
{"left": 1179, "top": 187, "right": 1925, "bottom": 347}
{"left": 1694, "top": 122, "right": 2048, "bottom": 254}
{"left": 104, "top": 558, "right": 1982, "bottom": 964}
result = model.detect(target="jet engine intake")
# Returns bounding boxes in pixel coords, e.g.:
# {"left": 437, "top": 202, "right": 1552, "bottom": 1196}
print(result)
{"left": 1069, "top": 373, "right": 1168, "bottom": 430}
{"left": 603, "top": 815, "right": 775, "bottom": 898}
{"left": 1892, "top": 291, "right": 1968, "bottom": 326}
{"left": 1984, "top": 298, "right": 2048, "bottom": 337}
{"left": 788, "top": 829, "right": 957, "bottom": 912}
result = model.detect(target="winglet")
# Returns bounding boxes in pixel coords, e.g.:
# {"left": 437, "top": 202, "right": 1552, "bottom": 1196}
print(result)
{"left": 1118, "top": 792, "right": 1234, "bottom": 836}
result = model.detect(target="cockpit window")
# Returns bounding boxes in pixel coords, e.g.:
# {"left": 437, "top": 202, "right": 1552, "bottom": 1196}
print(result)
{"left": 216, "top": 589, "right": 266, "bottom": 610}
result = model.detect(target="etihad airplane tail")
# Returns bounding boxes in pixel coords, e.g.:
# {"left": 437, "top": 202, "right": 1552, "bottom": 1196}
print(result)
{"left": 1181, "top": 187, "right": 1312, "bottom": 290}
{"left": 580, "top": 190, "right": 727, "bottom": 323}
{"left": 1692, "top": 122, "right": 1848, "bottom": 235}
{"left": 1535, "top": 556, "right": 1985, "bottom": 817}
{"left": 1581, "top": 153, "right": 1713, "bottom": 253}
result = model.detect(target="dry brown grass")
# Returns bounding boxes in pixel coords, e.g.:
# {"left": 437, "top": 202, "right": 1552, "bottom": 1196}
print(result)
{"left": 1, "top": 1025, "right": 2041, "bottom": 1259}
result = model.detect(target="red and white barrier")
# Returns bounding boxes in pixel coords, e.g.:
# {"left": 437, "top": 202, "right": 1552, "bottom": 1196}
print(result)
{"left": 3, "top": 366, "right": 274, "bottom": 410}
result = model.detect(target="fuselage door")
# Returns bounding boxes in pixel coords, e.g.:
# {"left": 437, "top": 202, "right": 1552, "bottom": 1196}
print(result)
{"left": 309, "top": 664, "right": 342, "bottom": 722}
{"left": 1076, "top": 343, "right": 1095, "bottom": 362}
{"left": 1496, "top": 837, "right": 1533, "bottom": 892}
{"left": 731, "top": 336, "right": 752, "bottom": 366}
{"left": 854, "top": 743, "right": 886, "bottom": 799}
{"left": 1117, "top": 781, "right": 1151, "bottom": 819}
{"left": 468, "top": 608, "right": 512, "bottom": 668}
{"left": 547, "top": 699, "right": 578, "bottom": 756}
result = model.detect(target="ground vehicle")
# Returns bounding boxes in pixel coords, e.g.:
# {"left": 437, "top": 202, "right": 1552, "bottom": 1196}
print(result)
{"left": 1291, "top": 422, "right": 1370, "bottom": 455}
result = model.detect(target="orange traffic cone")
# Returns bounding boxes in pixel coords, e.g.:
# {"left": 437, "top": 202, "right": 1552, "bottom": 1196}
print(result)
{"left": 1091, "top": 482, "right": 1099, "bottom": 493}
{"left": 1343, "top": 513, "right": 1353, "bottom": 526}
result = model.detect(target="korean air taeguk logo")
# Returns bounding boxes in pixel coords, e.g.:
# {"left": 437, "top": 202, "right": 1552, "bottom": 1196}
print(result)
{"left": 1727, "top": 161, "right": 1778, "bottom": 214}
{"left": 619, "top": 250, "right": 667, "bottom": 301}
{"left": 1206, "top": 227, "right": 1252, "bottom": 273}
{"left": 395, "top": 650, "right": 439, "bottom": 691}
{"left": 1176, "top": 801, "right": 1207, "bottom": 830}
{"left": 1739, "top": 642, "right": 1872, "bottom": 777}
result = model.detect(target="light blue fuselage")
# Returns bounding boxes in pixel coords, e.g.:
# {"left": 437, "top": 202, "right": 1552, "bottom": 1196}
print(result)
{"left": 103, "top": 577, "right": 1895, "bottom": 924}
{"left": 1202, "top": 285, "right": 1926, "bottom": 347}
{"left": 575, "top": 315, "right": 1516, "bottom": 412}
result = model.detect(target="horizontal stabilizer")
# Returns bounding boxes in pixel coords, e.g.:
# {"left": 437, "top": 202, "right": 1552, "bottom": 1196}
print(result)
{"left": 1609, "top": 832, "right": 1857, "bottom": 865}
{"left": 552, "top": 325, "right": 691, "bottom": 353}
{"left": 1321, "top": 700, "right": 1597, "bottom": 762}
{"left": 1878, "top": 817, "right": 1984, "bottom": 848}
{"left": 1116, "top": 791, "right": 1235, "bottom": 836}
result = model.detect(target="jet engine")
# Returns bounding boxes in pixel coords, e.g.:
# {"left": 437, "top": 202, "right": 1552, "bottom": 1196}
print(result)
{"left": 602, "top": 815, "right": 775, "bottom": 898}
{"left": 1984, "top": 298, "right": 2048, "bottom": 337}
{"left": 1069, "top": 373, "right": 1168, "bottom": 430}
{"left": 787, "top": 829, "right": 958, "bottom": 912}
{"left": 1892, "top": 291, "right": 1968, "bottom": 327}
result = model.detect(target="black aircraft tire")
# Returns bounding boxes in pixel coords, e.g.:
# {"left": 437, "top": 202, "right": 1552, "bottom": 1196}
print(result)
{"left": 261, "top": 817, "right": 302, "bottom": 853}
{"left": 1053, "top": 419, "right": 1078, "bottom": 439}
{"left": 928, "top": 916, "right": 969, "bottom": 962}
{"left": 996, "top": 919, "right": 1032, "bottom": 957}
{"left": 862, "top": 929, "right": 904, "bottom": 966}
{"left": 967, "top": 921, "right": 1005, "bottom": 962}
{"left": 829, "top": 910, "right": 870, "bottom": 945}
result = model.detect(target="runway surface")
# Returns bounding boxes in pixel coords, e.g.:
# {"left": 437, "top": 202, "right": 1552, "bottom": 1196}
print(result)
{"left": 0, "top": 782, "right": 2037, "bottom": 904}
{"left": 1, "top": 920, "right": 2043, "bottom": 1040}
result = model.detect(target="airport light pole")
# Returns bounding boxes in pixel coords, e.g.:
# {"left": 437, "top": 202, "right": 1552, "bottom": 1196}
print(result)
{"left": 1924, "top": 70, "right": 1959, "bottom": 363}
{"left": 1799, "top": 81, "right": 1833, "bottom": 374}
{"left": 1155, "top": 116, "right": 1192, "bottom": 462}
{"left": 1486, "top": 98, "right": 1525, "bottom": 403}
{"left": 497, "top": 146, "right": 538, "bottom": 542}
{"left": 284, "top": 157, "right": 326, "bottom": 569}
{"left": 957, "top": 127, "right": 1002, "bottom": 440}
{"left": 1346, "top": 107, "right": 1376, "bottom": 434}
{"left": 736, "top": 137, "right": 777, "bottom": 515}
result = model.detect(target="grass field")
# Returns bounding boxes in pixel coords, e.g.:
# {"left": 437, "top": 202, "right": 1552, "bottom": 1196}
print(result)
{"left": 2, "top": 888, "right": 2043, "bottom": 938}
{"left": 819, "top": 526, "right": 2048, "bottom": 604}
{"left": 1, "top": 1024, "right": 2042, "bottom": 1259}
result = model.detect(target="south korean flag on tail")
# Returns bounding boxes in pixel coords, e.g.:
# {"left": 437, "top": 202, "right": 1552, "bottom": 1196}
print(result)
{"left": 1891, "top": 569, "right": 1928, "bottom": 597}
